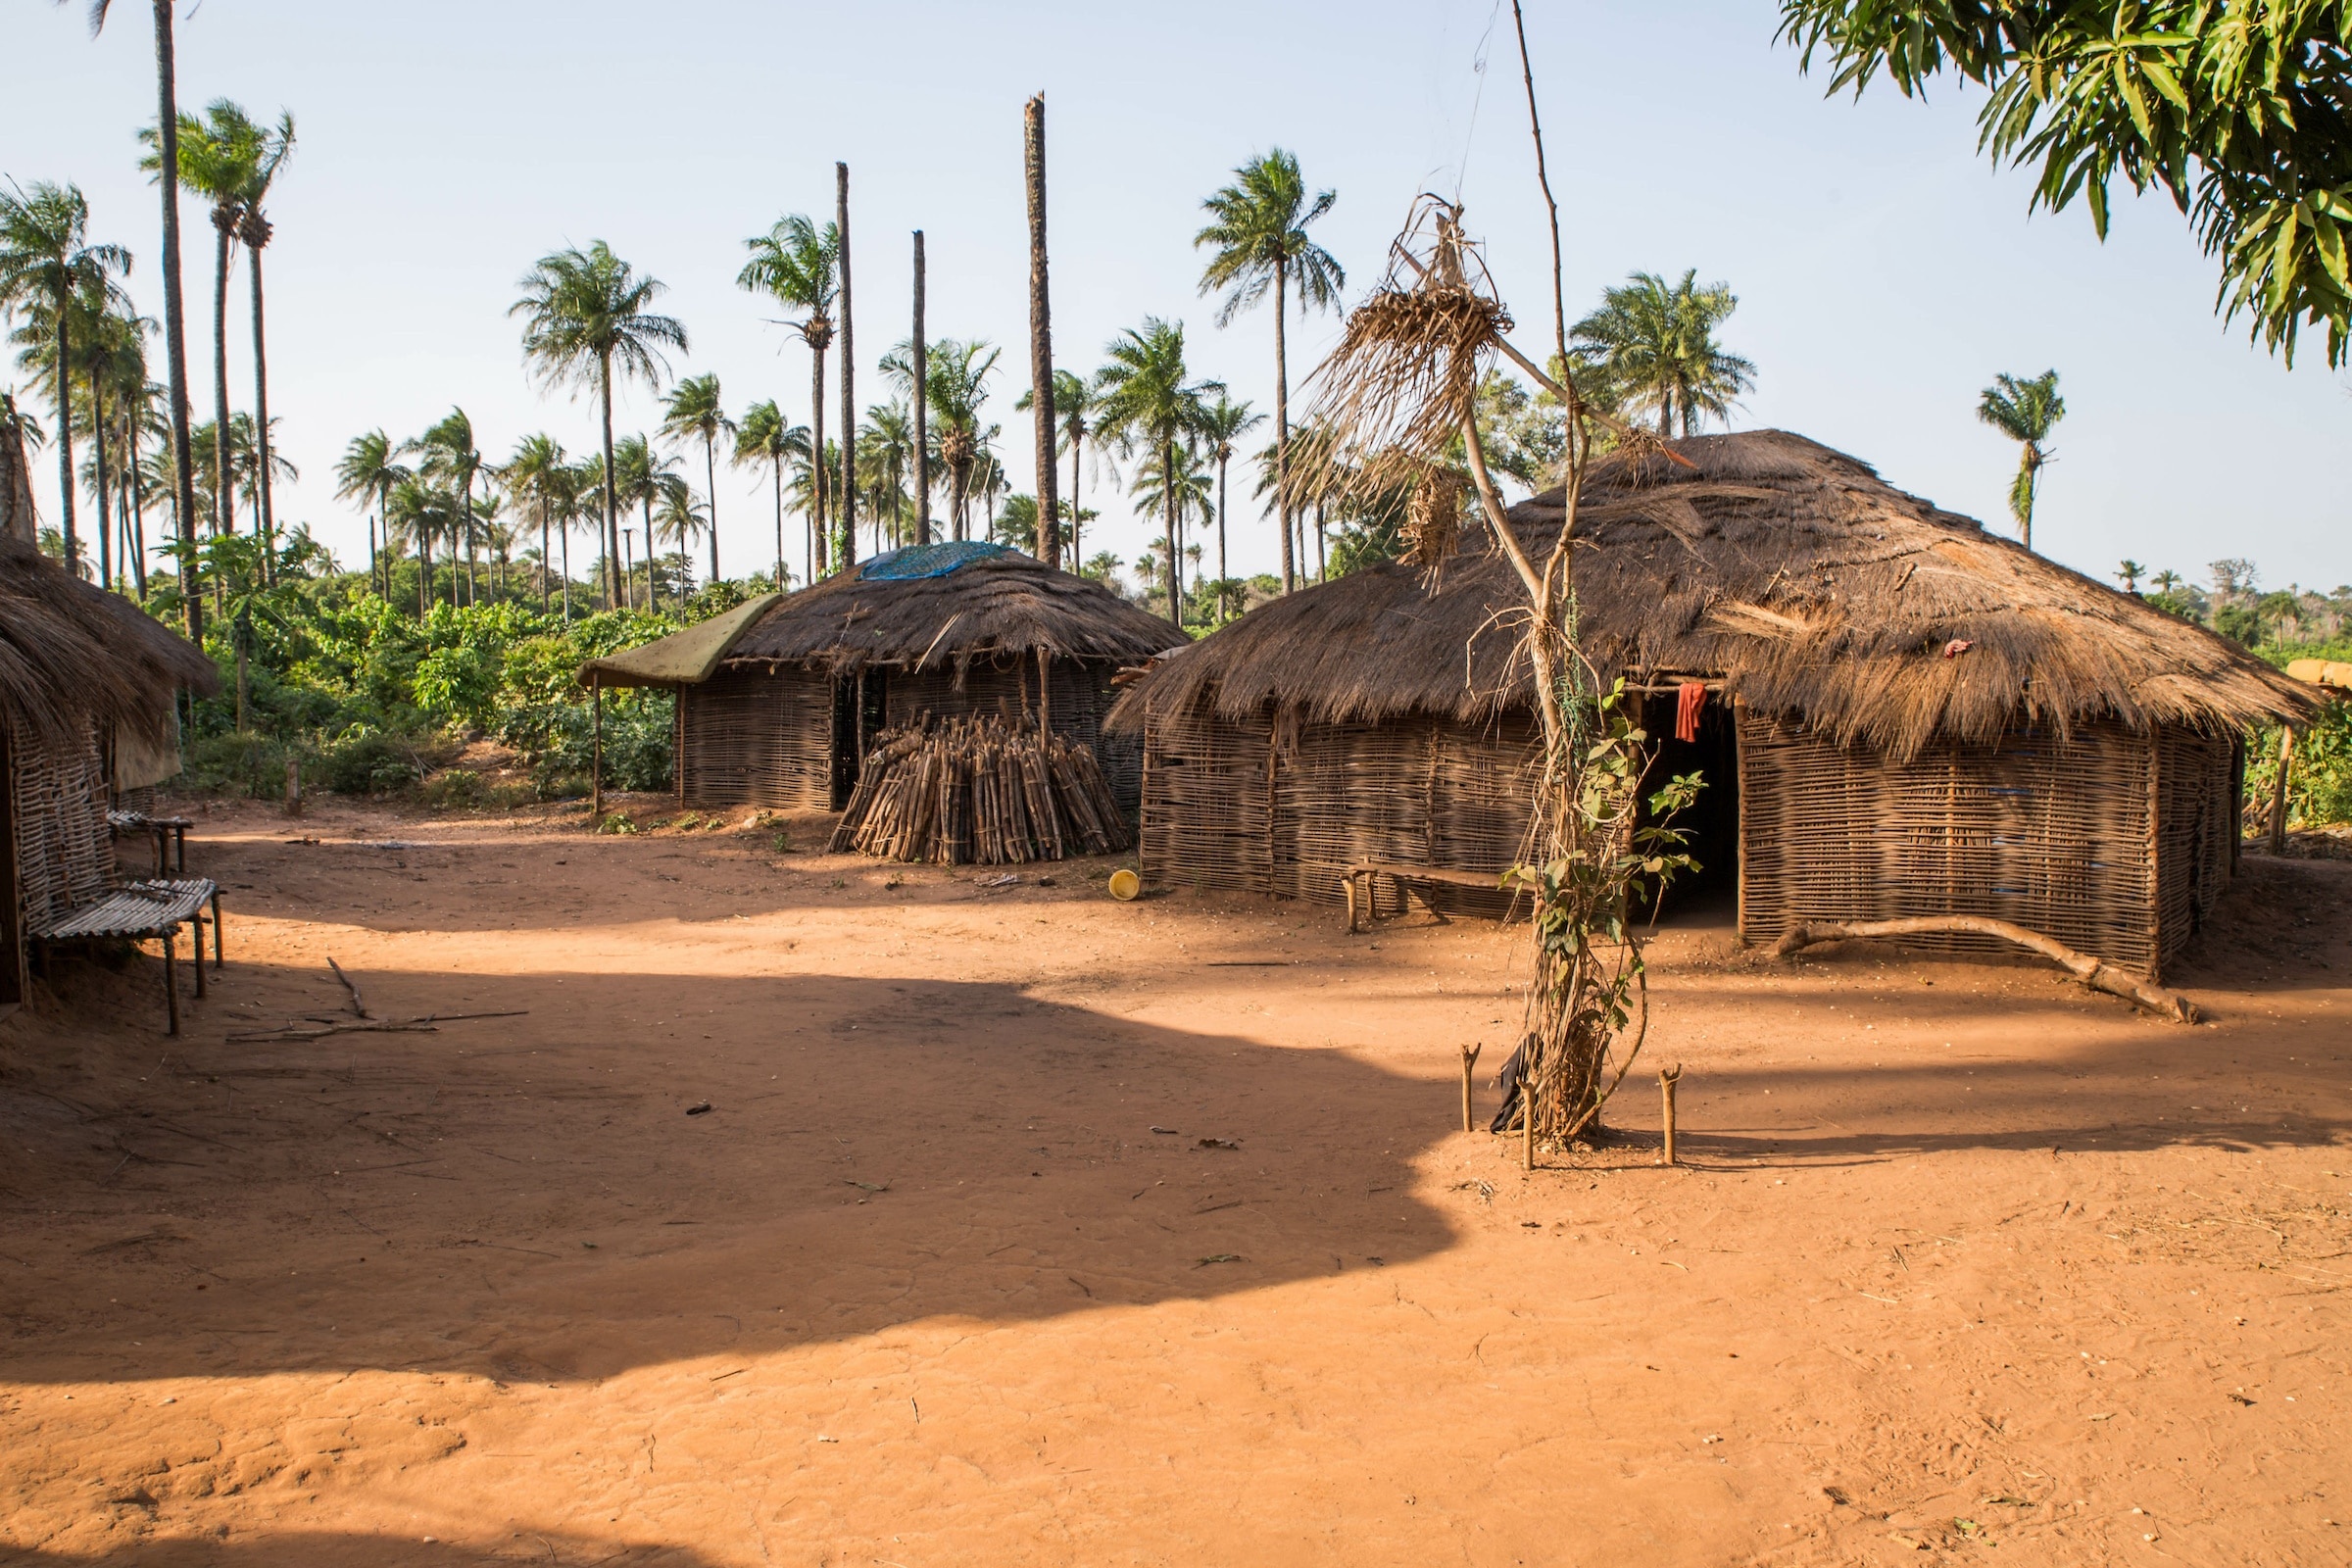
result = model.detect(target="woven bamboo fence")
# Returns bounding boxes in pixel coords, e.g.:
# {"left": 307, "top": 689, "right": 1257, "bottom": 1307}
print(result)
{"left": 1142, "top": 696, "right": 1538, "bottom": 910}
{"left": 9, "top": 711, "right": 117, "bottom": 927}
{"left": 1738, "top": 711, "right": 2236, "bottom": 978}
{"left": 828, "top": 714, "right": 1132, "bottom": 864}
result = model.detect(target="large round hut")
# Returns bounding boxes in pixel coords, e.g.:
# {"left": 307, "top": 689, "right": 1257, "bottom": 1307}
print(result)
{"left": 1114, "top": 430, "right": 2312, "bottom": 979}
{"left": 582, "top": 542, "right": 1182, "bottom": 813}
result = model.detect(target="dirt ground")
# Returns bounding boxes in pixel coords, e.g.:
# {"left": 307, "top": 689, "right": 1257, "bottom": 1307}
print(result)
{"left": 2, "top": 795, "right": 2347, "bottom": 1567}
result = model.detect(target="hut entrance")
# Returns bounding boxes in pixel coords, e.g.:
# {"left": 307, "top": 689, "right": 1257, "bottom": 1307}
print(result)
{"left": 1643, "top": 687, "right": 1740, "bottom": 917}
{"left": 829, "top": 670, "right": 890, "bottom": 809}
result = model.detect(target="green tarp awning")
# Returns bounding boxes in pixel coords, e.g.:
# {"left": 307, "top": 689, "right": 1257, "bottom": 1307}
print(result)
{"left": 576, "top": 592, "right": 784, "bottom": 689}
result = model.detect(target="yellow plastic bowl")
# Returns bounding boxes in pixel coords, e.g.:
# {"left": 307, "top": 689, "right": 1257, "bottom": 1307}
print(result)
{"left": 1106, "top": 867, "right": 1142, "bottom": 902}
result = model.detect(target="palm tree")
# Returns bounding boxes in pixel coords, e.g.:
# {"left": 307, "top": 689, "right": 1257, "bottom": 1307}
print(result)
{"left": 1570, "top": 270, "right": 1757, "bottom": 438}
{"left": 1129, "top": 440, "right": 1214, "bottom": 623}
{"left": 232, "top": 110, "right": 294, "bottom": 564}
{"left": 788, "top": 438, "right": 842, "bottom": 575}
{"left": 653, "top": 484, "right": 707, "bottom": 609}
{"left": 501, "top": 433, "right": 570, "bottom": 612}
{"left": 0, "top": 179, "right": 130, "bottom": 576}
{"left": 2115, "top": 560, "right": 2145, "bottom": 594}
{"left": 1977, "top": 369, "right": 2065, "bottom": 554}
{"left": 857, "top": 400, "right": 916, "bottom": 551}
{"left": 1195, "top": 149, "right": 1344, "bottom": 594}
{"left": 738, "top": 216, "right": 838, "bottom": 567}
{"left": 661, "top": 372, "right": 733, "bottom": 585}
{"left": 1193, "top": 395, "right": 1263, "bottom": 621}
{"left": 2151, "top": 568, "right": 2183, "bottom": 595}
{"left": 383, "top": 474, "right": 454, "bottom": 616}
{"left": 1095, "top": 318, "right": 1219, "bottom": 622}
{"left": 143, "top": 101, "right": 265, "bottom": 543}
{"left": 888, "top": 337, "right": 1001, "bottom": 541}
{"left": 406, "top": 409, "right": 482, "bottom": 605}
{"left": 334, "top": 430, "right": 408, "bottom": 603}
{"left": 733, "top": 399, "right": 808, "bottom": 590}
{"left": 512, "top": 241, "right": 686, "bottom": 608}
{"left": 611, "top": 433, "right": 685, "bottom": 612}
{"left": 74, "top": 0, "right": 203, "bottom": 633}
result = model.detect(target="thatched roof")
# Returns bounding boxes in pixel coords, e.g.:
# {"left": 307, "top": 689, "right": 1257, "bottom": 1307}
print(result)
{"left": 717, "top": 545, "right": 1182, "bottom": 676}
{"left": 579, "top": 592, "right": 786, "bottom": 689}
{"left": 0, "top": 534, "right": 217, "bottom": 742}
{"left": 1115, "top": 429, "right": 2311, "bottom": 760}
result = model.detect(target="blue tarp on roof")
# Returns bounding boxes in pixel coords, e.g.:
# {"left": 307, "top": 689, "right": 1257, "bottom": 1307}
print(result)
{"left": 858, "top": 541, "right": 1015, "bottom": 581}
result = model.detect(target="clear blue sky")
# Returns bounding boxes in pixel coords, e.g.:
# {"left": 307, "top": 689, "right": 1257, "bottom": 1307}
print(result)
{"left": 7, "top": 0, "right": 2347, "bottom": 595}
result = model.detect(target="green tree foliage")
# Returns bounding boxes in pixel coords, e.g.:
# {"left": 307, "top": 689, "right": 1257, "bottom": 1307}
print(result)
{"left": 1780, "top": 1, "right": 2352, "bottom": 366}
{"left": 1977, "top": 369, "right": 2065, "bottom": 551}
{"left": 1570, "top": 270, "right": 1756, "bottom": 437}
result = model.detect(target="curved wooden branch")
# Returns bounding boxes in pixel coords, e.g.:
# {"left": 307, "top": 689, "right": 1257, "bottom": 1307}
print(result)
{"left": 1766, "top": 916, "right": 2202, "bottom": 1024}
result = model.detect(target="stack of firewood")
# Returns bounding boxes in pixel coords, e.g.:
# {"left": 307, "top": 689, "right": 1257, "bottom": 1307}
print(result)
{"left": 828, "top": 714, "right": 1132, "bottom": 864}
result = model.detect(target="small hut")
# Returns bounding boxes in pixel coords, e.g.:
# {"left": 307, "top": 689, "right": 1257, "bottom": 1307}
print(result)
{"left": 1117, "top": 431, "right": 2312, "bottom": 978}
{"left": 581, "top": 542, "right": 1182, "bottom": 813}
{"left": 0, "top": 409, "right": 218, "bottom": 1005}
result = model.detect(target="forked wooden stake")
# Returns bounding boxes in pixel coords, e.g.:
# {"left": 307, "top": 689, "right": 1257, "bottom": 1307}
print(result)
{"left": 1521, "top": 1066, "right": 1536, "bottom": 1173}
{"left": 1459, "top": 1042, "right": 1482, "bottom": 1132}
{"left": 1659, "top": 1064, "right": 1683, "bottom": 1166}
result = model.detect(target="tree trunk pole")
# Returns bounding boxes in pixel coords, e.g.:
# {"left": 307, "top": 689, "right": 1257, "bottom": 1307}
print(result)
{"left": 250, "top": 237, "right": 276, "bottom": 568}
{"left": 836, "top": 161, "right": 856, "bottom": 567}
{"left": 93, "top": 373, "right": 112, "bottom": 591}
{"left": 591, "top": 676, "right": 604, "bottom": 817}
{"left": 1025, "top": 94, "right": 1060, "bottom": 570}
{"left": 2268, "top": 725, "right": 2296, "bottom": 855}
{"left": 705, "top": 431, "right": 719, "bottom": 585}
{"left": 52, "top": 304, "right": 76, "bottom": 576}
{"left": 211, "top": 211, "right": 233, "bottom": 539}
{"left": 150, "top": 0, "right": 202, "bottom": 638}
{"left": 1459, "top": 1042, "right": 1482, "bottom": 1133}
{"left": 1658, "top": 1065, "right": 1681, "bottom": 1166}
{"left": 601, "top": 357, "right": 619, "bottom": 609}
{"left": 809, "top": 344, "right": 826, "bottom": 574}
{"left": 1274, "top": 262, "right": 1293, "bottom": 594}
{"left": 912, "top": 229, "right": 929, "bottom": 547}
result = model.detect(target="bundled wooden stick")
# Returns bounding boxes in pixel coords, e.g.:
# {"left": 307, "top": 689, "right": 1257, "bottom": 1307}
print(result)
{"left": 828, "top": 715, "right": 1133, "bottom": 864}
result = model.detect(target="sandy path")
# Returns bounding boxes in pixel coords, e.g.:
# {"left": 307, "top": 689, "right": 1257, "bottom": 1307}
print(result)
{"left": 2, "top": 797, "right": 2347, "bottom": 1567}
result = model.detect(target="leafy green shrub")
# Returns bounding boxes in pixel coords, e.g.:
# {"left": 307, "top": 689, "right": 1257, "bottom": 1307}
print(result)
{"left": 183, "top": 731, "right": 294, "bottom": 798}
{"left": 418, "top": 768, "right": 486, "bottom": 809}
{"left": 2248, "top": 699, "right": 2352, "bottom": 829}
{"left": 315, "top": 730, "right": 426, "bottom": 796}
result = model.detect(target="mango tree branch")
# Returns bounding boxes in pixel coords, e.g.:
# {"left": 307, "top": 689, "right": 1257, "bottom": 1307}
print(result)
{"left": 1767, "top": 916, "right": 2202, "bottom": 1023}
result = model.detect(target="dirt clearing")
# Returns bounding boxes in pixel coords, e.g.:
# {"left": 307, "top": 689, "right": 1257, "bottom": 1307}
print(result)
{"left": 3, "top": 798, "right": 2347, "bottom": 1566}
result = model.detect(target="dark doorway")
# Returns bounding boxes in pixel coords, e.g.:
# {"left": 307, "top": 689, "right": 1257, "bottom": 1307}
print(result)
{"left": 828, "top": 670, "right": 891, "bottom": 809}
{"left": 1639, "top": 689, "right": 1740, "bottom": 919}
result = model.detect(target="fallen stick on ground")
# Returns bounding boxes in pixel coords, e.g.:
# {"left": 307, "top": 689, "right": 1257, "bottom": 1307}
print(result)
{"left": 228, "top": 1009, "right": 528, "bottom": 1044}
{"left": 1765, "top": 916, "right": 2202, "bottom": 1023}
{"left": 326, "top": 956, "right": 372, "bottom": 1018}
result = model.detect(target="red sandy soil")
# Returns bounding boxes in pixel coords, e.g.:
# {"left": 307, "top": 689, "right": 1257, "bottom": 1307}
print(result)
{"left": 2, "top": 795, "right": 2348, "bottom": 1567}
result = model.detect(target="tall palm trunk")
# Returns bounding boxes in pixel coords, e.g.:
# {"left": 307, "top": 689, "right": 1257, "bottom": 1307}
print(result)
{"left": 1163, "top": 435, "right": 1180, "bottom": 623}
{"left": 1215, "top": 449, "right": 1229, "bottom": 622}
{"left": 837, "top": 163, "right": 856, "bottom": 570}
{"left": 702, "top": 431, "right": 719, "bottom": 584}
{"left": 640, "top": 491, "right": 656, "bottom": 612}
{"left": 462, "top": 481, "right": 475, "bottom": 606}
{"left": 51, "top": 298, "right": 76, "bottom": 575}
{"left": 1024, "top": 96, "right": 1059, "bottom": 569}
{"left": 771, "top": 456, "right": 785, "bottom": 589}
{"left": 247, "top": 226, "right": 276, "bottom": 574}
{"left": 912, "top": 230, "right": 929, "bottom": 547}
{"left": 93, "top": 374, "right": 112, "bottom": 590}
{"left": 417, "top": 526, "right": 431, "bottom": 618}
{"left": 560, "top": 517, "right": 571, "bottom": 621}
{"left": 210, "top": 204, "right": 234, "bottom": 537}
{"left": 1273, "top": 260, "right": 1293, "bottom": 594}
{"left": 539, "top": 498, "right": 551, "bottom": 612}
{"left": 149, "top": 0, "right": 202, "bottom": 638}
{"left": 1068, "top": 427, "right": 1083, "bottom": 564}
{"left": 808, "top": 345, "right": 827, "bottom": 574}
{"left": 599, "top": 353, "right": 619, "bottom": 609}
{"left": 127, "top": 409, "right": 148, "bottom": 602}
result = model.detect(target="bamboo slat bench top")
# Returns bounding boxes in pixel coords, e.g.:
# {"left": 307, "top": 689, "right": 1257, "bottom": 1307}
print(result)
{"left": 30, "top": 878, "right": 214, "bottom": 941}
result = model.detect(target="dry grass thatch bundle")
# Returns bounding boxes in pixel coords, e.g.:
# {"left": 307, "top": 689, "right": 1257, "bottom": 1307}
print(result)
{"left": 828, "top": 714, "right": 1133, "bottom": 865}
{"left": 0, "top": 533, "right": 217, "bottom": 742}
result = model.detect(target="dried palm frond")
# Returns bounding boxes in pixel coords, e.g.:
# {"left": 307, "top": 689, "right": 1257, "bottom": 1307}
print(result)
{"left": 1403, "top": 462, "right": 1466, "bottom": 571}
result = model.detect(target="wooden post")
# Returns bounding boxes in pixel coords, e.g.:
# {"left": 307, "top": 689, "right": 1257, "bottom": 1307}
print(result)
{"left": 1025, "top": 94, "right": 1060, "bottom": 570}
{"left": 210, "top": 886, "right": 223, "bottom": 969}
{"left": 284, "top": 758, "right": 301, "bottom": 817}
{"left": 836, "top": 161, "right": 856, "bottom": 564}
{"left": 1521, "top": 1066, "right": 1536, "bottom": 1172}
{"left": 191, "top": 911, "right": 207, "bottom": 999}
{"left": 675, "top": 681, "right": 687, "bottom": 807}
{"left": 1459, "top": 1042, "right": 1483, "bottom": 1132}
{"left": 591, "top": 674, "right": 605, "bottom": 818}
{"left": 2268, "top": 725, "right": 2295, "bottom": 855}
{"left": 912, "top": 230, "right": 929, "bottom": 546}
{"left": 163, "top": 927, "right": 179, "bottom": 1037}
{"left": 1659, "top": 1065, "right": 1682, "bottom": 1166}
{"left": 1037, "top": 647, "right": 1053, "bottom": 742}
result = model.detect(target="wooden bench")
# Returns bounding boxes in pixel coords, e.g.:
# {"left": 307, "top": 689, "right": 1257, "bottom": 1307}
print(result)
{"left": 108, "top": 810, "right": 194, "bottom": 876}
{"left": 1340, "top": 861, "right": 1520, "bottom": 933}
{"left": 29, "top": 877, "right": 222, "bottom": 1035}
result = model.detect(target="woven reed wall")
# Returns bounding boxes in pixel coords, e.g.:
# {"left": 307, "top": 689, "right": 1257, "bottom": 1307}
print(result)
{"left": 1142, "top": 696, "right": 1538, "bottom": 909}
{"left": 679, "top": 665, "right": 832, "bottom": 810}
{"left": 1738, "top": 711, "right": 2168, "bottom": 972}
{"left": 2153, "top": 727, "right": 2236, "bottom": 968}
{"left": 9, "top": 711, "right": 115, "bottom": 928}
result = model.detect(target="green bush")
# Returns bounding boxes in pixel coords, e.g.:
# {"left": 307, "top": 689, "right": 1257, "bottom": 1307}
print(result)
{"left": 182, "top": 731, "right": 295, "bottom": 798}
{"left": 2249, "top": 699, "right": 2352, "bottom": 829}
{"left": 314, "top": 730, "right": 428, "bottom": 796}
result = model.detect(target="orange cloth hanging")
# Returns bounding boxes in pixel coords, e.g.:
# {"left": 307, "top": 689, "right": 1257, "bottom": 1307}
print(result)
{"left": 1675, "top": 680, "right": 1707, "bottom": 744}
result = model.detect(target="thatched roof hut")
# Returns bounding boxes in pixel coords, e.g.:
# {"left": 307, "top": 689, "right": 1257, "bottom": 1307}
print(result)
{"left": 1119, "top": 430, "right": 2305, "bottom": 976}
{"left": 581, "top": 542, "right": 1179, "bottom": 813}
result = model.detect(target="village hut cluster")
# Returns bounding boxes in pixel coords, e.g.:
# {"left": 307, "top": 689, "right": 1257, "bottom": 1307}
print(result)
{"left": 582, "top": 541, "right": 1181, "bottom": 859}
{"left": 1112, "top": 431, "right": 2313, "bottom": 980}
